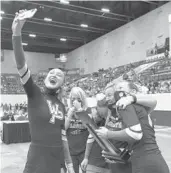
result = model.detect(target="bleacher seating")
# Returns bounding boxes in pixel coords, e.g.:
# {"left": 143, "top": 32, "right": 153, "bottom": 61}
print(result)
{"left": 1, "top": 56, "right": 171, "bottom": 95}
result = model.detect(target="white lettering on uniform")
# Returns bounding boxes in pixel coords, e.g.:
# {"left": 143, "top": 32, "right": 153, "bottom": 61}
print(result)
{"left": 47, "top": 100, "right": 64, "bottom": 124}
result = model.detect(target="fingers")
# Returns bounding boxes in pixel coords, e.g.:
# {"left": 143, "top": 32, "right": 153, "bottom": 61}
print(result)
{"left": 81, "top": 165, "right": 86, "bottom": 171}
{"left": 81, "top": 162, "right": 86, "bottom": 171}
{"left": 116, "top": 101, "right": 124, "bottom": 109}
{"left": 95, "top": 129, "right": 100, "bottom": 133}
{"left": 102, "top": 150, "right": 111, "bottom": 155}
{"left": 15, "top": 9, "right": 27, "bottom": 20}
{"left": 105, "top": 158, "right": 116, "bottom": 164}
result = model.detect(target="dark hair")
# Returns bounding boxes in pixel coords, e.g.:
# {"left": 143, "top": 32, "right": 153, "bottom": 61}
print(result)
{"left": 127, "top": 82, "right": 139, "bottom": 91}
{"left": 123, "top": 73, "right": 129, "bottom": 80}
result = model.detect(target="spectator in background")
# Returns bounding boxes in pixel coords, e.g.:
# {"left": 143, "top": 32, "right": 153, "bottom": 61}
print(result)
{"left": 1, "top": 107, "right": 15, "bottom": 121}
{"left": 9, "top": 104, "right": 12, "bottom": 111}
{"left": 149, "top": 86, "right": 155, "bottom": 94}
{"left": 154, "top": 43, "right": 158, "bottom": 54}
{"left": 122, "top": 74, "right": 129, "bottom": 81}
{"left": 169, "top": 82, "right": 171, "bottom": 92}
{"left": 16, "top": 108, "right": 27, "bottom": 121}
{"left": 164, "top": 49, "right": 169, "bottom": 59}
{"left": 160, "top": 82, "right": 170, "bottom": 93}
{"left": 65, "top": 87, "right": 90, "bottom": 173}
{"left": 19, "top": 103, "right": 23, "bottom": 110}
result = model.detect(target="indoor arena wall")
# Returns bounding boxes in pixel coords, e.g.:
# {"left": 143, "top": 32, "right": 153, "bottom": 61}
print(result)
{"left": 1, "top": 50, "right": 59, "bottom": 74}
{"left": 66, "top": 2, "right": 171, "bottom": 74}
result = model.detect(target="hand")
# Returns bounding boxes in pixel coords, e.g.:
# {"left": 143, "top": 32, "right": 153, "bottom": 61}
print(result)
{"left": 95, "top": 127, "right": 108, "bottom": 139}
{"left": 81, "top": 158, "right": 88, "bottom": 171}
{"left": 73, "top": 100, "right": 82, "bottom": 111}
{"left": 102, "top": 150, "right": 118, "bottom": 159}
{"left": 102, "top": 150, "right": 112, "bottom": 156}
{"left": 116, "top": 96, "right": 134, "bottom": 109}
{"left": 104, "top": 158, "right": 117, "bottom": 164}
{"left": 12, "top": 10, "right": 27, "bottom": 36}
{"left": 66, "top": 164, "right": 75, "bottom": 173}
{"left": 67, "top": 107, "right": 75, "bottom": 119}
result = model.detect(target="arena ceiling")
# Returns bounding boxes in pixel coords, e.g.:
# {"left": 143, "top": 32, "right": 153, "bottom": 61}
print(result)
{"left": 1, "top": 1, "right": 168, "bottom": 55}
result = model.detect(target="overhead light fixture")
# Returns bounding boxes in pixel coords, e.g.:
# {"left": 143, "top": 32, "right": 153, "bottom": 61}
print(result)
{"left": 60, "top": 38, "right": 67, "bottom": 41}
{"left": 29, "top": 34, "right": 36, "bottom": 38}
{"left": 44, "top": 17, "right": 52, "bottom": 22}
{"left": 0, "top": 11, "right": 5, "bottom": 14}
{"left": 80, "top": 24, "right": 88, "bottom": 28}
{"left": 0, "top": 16, "right": 2, "bottom": 20}
{"left": 22, "top": 43, "right": 28, "bottom": 46}
{"left": 60, "top": 0, "right": 70, "bottom": 4}
{"left": 101, "top": 8, "right": 110, "bottom": 13}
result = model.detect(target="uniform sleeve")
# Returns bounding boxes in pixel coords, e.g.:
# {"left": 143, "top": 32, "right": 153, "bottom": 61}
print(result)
{"left": 18, "top": 64, "right": 39, "bottom": 97}
{"left": 118, "top": 105, "right": 139, "bottom": 127}
{"left": 118, "top": 105, "right": 143, "bottom": 140}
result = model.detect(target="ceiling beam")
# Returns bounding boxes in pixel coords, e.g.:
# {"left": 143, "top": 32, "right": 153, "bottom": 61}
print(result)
{"left": 1, "top": 27, "right": 84, "bottom": 42}
{"left": 52, "top": 1, "right": 134, "bottom": 19}
{"left": 1, "top": 38, "right": 78, "bottom": 50}
{"left": 3, "top": 15, "right": 107, "bottom": 34}
{"left": 21, "top": 1, "right": 128, "bottom": 22}
{"left": 141, "top": 1, "right": 158, "bottom": 6}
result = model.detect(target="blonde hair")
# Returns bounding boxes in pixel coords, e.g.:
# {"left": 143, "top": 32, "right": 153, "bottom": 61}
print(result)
{"left": 69, "top": 87, "right": 88, "bottom": 110}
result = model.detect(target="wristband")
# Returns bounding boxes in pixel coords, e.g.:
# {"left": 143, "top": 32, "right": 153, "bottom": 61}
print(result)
{"left": 66, "top": 163, "right": 73, "bottom": 169}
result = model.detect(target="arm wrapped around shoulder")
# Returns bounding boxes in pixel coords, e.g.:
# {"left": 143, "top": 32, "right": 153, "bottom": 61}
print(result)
{"left": 125, "top": 124, "right": 143, "bottom": 140}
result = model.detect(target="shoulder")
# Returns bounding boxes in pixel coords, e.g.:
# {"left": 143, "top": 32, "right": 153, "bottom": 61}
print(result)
{"left": 132, "top": 104, "right": 148, "bottom": 113}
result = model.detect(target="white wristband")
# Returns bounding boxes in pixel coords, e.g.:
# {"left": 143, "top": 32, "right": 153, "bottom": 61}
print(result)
{"left": 66, "top": 163, "right": 73, "bottom": 169}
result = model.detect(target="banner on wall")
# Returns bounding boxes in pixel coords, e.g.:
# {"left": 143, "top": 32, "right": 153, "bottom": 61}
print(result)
{"left": 66, "top": 68, "right": 80, "bottom": 75}
{"left": 55, "top": 54, "right": 67, "bottom": 63}
{"left": 146, "top": 37, "right": 170, "bottom": 57}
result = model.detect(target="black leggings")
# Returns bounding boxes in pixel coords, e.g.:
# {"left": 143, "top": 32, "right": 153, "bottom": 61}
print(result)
{"left": 131, "top": 153, "right": 170, "bottom": 173}
{"left": 110, "top": 161, "right": 132, "bottom": 173}
{"left": 23, "top": 143, "right": 64, "bottom": 173}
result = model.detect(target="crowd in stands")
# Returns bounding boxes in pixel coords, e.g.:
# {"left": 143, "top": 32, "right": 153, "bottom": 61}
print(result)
{"left": 1, "top": 54, "right": 171, "bottom": 97}
{"left": 0, "top": 102, "right": 28, "bottom": 121}
{"left": 1, "top": 54, "right": 171, "bottom": 124}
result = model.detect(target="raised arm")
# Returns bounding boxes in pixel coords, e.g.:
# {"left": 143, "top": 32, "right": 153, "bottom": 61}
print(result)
{"left": 12, "top": 10, "right": 27, "bottom": 70}
{"left": 116, "top": 94, "right": 157, "bottom": 114}
{"left": 133, "top": 94, "right": 157, "bottom": 113}
{"left": 12, "top": 10, "right": 39, "bottom": 97}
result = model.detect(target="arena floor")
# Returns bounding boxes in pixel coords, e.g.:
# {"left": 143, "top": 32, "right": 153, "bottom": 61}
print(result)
{"left": 1, "top": 126, "right": 171, "bottom": 173}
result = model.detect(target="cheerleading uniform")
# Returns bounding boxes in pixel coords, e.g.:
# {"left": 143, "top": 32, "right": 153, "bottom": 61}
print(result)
{"left": 13, "top": 36, "right": 71, "bottom": 173}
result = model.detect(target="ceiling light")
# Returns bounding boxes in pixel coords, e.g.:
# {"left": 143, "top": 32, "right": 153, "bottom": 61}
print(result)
{"left": 29, "top": 34, "right": 36, "bottom": 38}
{"left": 0, "top": 11, "right": 5, "bottom": 14}
{"left": 0, "top": 16, "right": 2, "bottom": 20}
{"left": 60, "top": 38, "right": 67, "bottom": 41}
{"left": 44, "top": 17, "right": 52, "bottom": 22}
{"left": 101, "top": 8, "right": 110, "bottom": 13}
{"left": 60, "top": 0, "right": 70, "bottom": 4}
{"left": 80, "top": 24, "right": 88, "bottom": 28}
{"left": 22, "top": 43, "right": 28, "bottom": 46}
